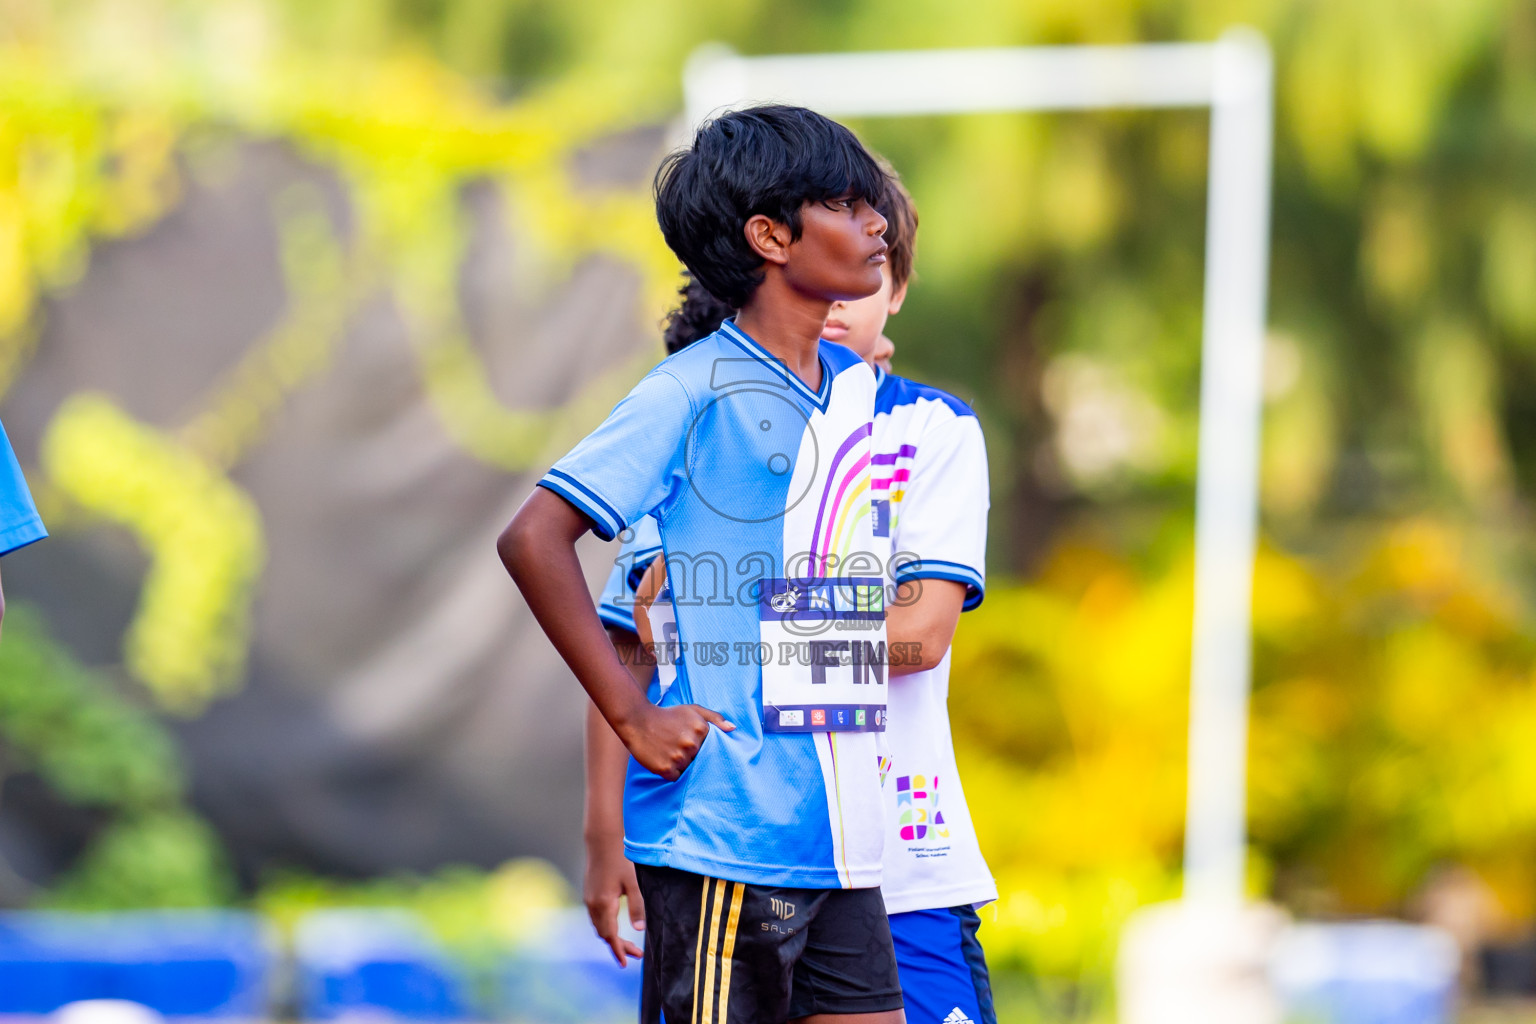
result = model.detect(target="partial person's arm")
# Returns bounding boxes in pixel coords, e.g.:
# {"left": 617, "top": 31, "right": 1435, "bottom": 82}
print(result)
{"left": 631, "top": 557, "right": 666, "bottom": 649}
{"left": 498, "top": 488, "right": 732, "bottom": 782}
{"left": 885, "top": 408, "right": 990, "bottom": 678}
{"left": 886, "top": 577, "right": 966, "bottom": 676}
{"left": 583, "top": 625, "right": 653, "bottom": 966}
{"left": 0, "top": 416, "right": 50, "bottom": 637}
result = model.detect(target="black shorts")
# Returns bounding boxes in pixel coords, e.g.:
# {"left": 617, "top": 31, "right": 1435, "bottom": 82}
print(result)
{"left": 635, "top": 864, "right": 904, "bottom": 1023}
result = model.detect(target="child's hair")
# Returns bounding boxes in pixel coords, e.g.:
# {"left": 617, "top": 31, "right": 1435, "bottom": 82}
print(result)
{"left": 662, "top": 274, "right": 735, "bottom": 353}
{"left": 876, "top": 166, "right": 918, "bottom": 290}
{"left": 658, "top": 164, "right": 917, "bottom": 356}
{"left": 653, "top": 105, "right": 891, "bottom": 309}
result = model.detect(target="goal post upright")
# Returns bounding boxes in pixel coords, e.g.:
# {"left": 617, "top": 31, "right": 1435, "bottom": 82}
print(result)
{"left": 682, "top": 30, "right": 1275, "bottom": 909}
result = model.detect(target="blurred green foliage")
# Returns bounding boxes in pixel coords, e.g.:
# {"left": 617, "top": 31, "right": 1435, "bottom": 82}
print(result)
{"left": 0, "top": 604, "right": 234, "bottom": 907}
{"left": 41, "top": 394, "right": 266, "bottom": 713}
{"left": 956, "top": 518, "right": 1536, "bottom": 1014}
{"left": 254, "top": 857, "right": 571, "bottom": 955}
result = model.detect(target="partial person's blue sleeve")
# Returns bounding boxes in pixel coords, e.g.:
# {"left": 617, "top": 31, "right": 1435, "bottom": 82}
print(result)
{"left": 596, "top": 515, "right": 663, "bottom": 634}
{"left": 538, "top": 369, "right": 694, "bottom": 541}
{"left": 0, "top": 418, "right": 45, "bottom": 556}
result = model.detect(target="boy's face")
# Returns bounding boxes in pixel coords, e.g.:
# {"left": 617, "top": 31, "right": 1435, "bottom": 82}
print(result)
{"left": 822, "top": 263, "right": 906, "bottom": 370}
{"left": 776, "top": 197, "right": 889, "bottom": 304}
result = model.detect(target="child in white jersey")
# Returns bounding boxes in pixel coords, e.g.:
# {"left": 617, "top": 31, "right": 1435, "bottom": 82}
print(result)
{"left": 614, "top": 176, "right": 1000, "bottom": 1024}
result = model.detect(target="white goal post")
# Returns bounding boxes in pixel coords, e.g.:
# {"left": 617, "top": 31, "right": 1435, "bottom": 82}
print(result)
{"left": 683, "top": 30, "right": 1275, "bottom": 908}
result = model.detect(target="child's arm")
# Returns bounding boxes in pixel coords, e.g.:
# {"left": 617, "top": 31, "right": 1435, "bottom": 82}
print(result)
{"left": 631, "top": 557, "right": 665, "bottom": 649}
{"left": 499, "top": 488, "right": 733, "bottom": 781}
{"left": 886, "top": 577, "right": 966, "bottom": 676}
{"left": 584, "top": 626, "right": 651, "bottom": 967}
{"left": 885, "top": 408, "right": 990, "bottom": 677}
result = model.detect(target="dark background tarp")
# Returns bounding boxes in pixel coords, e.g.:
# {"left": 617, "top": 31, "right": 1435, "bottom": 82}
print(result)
{"left": 0, "top": 134, "right": 664, "bottom": 886}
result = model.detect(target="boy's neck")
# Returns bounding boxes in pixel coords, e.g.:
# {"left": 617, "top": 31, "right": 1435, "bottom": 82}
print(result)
{"left": 734, "top": 275, "right": 828, "bottom": 390}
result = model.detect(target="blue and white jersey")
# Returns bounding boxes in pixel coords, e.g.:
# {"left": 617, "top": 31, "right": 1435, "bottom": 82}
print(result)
{"left": 597, "top": 516, "right": 662, "bottom": 636}
{"left": 872, "top": 368, "right": 997, "bottom": 915}
{"left": 541, "top": 319, "right": 887, "bottom": 889}
{"left": 0, "top": 418, "right": 45, "bottom": 556}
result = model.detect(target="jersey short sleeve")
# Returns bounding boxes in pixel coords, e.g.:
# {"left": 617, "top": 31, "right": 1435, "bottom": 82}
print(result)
{"left": 0, "top": 418, "right": 46, "bottom": 556}
{"left": 538, "top": 369, "right": 695, "bottom": 541}
{"left": 890, "top": 414, "right": 989, "bottom": 610}
{"left": 597, "top": 515, "right": 663, "bottom": 635}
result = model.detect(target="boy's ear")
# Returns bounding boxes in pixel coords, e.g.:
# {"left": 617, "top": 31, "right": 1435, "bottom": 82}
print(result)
{"left": 888, "top": 278, "right": 909, "bottom": 316}
{"left": 743, "top": 214, "right": 792, "bottom": 265}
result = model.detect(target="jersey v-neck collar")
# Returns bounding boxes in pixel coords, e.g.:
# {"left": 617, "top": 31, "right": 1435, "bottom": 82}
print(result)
{"left": 719, "top": 318, "right": 833, "bottom": 412}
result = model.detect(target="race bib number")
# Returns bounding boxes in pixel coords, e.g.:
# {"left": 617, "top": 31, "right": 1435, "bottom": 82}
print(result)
{"left": 758, "top": 577, "right": 888, "bottom": 733}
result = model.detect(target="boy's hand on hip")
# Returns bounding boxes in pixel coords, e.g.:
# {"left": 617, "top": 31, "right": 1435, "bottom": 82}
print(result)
{"left": 623, "top": 704, "right": 734, "bottom": 781}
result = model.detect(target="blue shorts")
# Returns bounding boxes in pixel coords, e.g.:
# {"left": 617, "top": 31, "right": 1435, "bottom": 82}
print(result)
{"left": 888, "top": 905, "right": 997, "bottom": 1024}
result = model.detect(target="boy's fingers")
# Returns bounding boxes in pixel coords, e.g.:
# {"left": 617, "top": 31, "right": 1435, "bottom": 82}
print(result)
{"left": 585, "top": 894, "right": 613, "bottom": 932}
{"left": 592, "top": 908, "right": 627, "bottom": 966}
{"left": 695, "top": 706, "right": 735, "bottom": 731}
{"left": 623, "top": 939, "right": 644, "bottom": 960}
{"left": 624, "top": 885, "right": 647, "bottom": 930}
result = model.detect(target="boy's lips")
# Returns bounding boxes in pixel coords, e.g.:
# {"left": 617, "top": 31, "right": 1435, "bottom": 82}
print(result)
{"left": 822, "top": 319, "right": 850, "bottom": 339}
{"left": 869, "top": 245, "right": 888, "bottom": 263}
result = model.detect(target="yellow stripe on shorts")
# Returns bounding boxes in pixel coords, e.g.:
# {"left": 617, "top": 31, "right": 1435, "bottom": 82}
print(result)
{"left": 699, "top": 877, "right": 728, "bottom": 1024}
{"left": 715, "top": 882, "right": 746, "bottom": 1024}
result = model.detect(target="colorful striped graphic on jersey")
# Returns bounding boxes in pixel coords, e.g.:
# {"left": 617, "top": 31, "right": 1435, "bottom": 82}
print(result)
{"left": 870, "top": 444, "right": 918, "bottom": 534}
{"left": 809, "top": 422, "right": 873, "bottom": 572}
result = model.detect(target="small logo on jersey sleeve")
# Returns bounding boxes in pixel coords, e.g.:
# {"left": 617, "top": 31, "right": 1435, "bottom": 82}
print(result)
{"left": 872, "top": 498, "right": 890, "bottom": 538}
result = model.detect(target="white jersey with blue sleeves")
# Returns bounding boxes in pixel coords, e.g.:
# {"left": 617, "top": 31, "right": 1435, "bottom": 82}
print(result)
{"left": 542, "top": 321, "right": 887, "bottom": 889}
{"left": 872, "top": 368, "right": 998, "bottom": 914}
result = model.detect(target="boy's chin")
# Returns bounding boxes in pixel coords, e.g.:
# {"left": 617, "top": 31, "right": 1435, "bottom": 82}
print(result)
{"left": 825, "top": 274, "right": 884, "bottom": 304}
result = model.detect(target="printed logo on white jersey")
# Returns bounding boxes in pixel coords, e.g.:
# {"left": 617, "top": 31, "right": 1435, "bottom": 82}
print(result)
{"left": 942, "top": 1009, "right": 974, "bottom": 1024}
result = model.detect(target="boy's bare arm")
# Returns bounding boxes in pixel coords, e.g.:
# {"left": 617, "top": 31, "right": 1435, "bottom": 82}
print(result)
{"left": 631, "top": 557, "right": 665, "bottom": 648}
{"left": 885, "top": 578, "right": 966, "bottom": 676}
{"left": 498, "top": 488, "right": 732, "bottom": 781}
{"left": 583, "top": 627, "right": 652, "bottom": 966}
